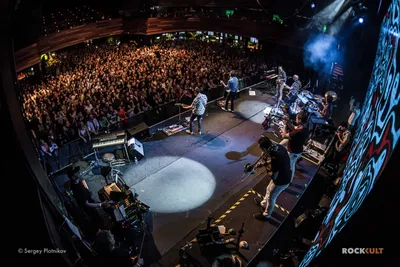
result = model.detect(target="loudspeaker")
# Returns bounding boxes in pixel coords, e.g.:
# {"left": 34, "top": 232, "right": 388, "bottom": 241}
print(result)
{"left": 127, "top": 122, "right": 150, "bottom": 140}
{"left": 127, "top": 137, "right": 144, "bottom": 160}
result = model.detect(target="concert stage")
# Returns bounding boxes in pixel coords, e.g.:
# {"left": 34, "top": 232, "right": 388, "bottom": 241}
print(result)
{"left": 53, "top": 87, "right": 322, "bottom": 266}
{"left": 152, "top": 156, "right": 319, "bottom": 266}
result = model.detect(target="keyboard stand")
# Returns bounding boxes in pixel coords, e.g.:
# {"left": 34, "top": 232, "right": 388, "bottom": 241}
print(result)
{"left": 123, "top": 143, "right": 130, "bottom": 163}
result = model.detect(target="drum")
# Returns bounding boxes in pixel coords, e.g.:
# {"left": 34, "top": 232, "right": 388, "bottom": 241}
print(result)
{"left": 297, "top": 94, "right": 309, "bottom": 105}
{"left": 290, "top": 101, "right": 302, "bottom": 114}
{"left": 301, "top": 90, "right": 314, "bottom": 99}
{"left": 103, "top": 153, "right": 115, "bottom": 163}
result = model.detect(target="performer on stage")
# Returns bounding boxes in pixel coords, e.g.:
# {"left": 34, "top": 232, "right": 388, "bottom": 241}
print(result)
{"left": 280, "top": 111, "right": 309, "bottom": 182}
{"left": 329, "top": 122, "right": 351, "bottom": 165}
{"left": 180, "top": 88, "right": 208, "bottom": 135}
{"left": 348, "top": 96, "right": 360, "bottom": 131}
{"left": 284, "top": 75, "right": 302, "bottom": 105}
{"left": 282, "top": 104, "right": 297, "bottom": 121}
{"left": 309, "top": 94, "right": 334, "bottom": 131}
{"left": 253, "top": 137, "right": 291, "bottom": 221}
{"left": 93, "top": 230, "right": 144, "bottom": 267}
{"left": 275, "top": 66, "right": 287, "bottom": 104}
{"left": 68, "top": 166, "right": 113, "bottom": 237}
{"left": 320, "top": 94, "right": 334, "bottom": 120}
{"left": 220, "top": 71, "right": 238, "bottom": 112}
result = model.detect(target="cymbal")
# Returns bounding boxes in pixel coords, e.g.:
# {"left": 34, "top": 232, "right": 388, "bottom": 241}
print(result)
{"left": 325, "top": 91, "right": 338, "bottom": 102}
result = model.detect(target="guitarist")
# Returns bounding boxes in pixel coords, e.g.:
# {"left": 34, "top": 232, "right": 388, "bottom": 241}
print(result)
{"left": 220, "top": 70, "right": 239, "bottom": 112}
{"left": 178, "top": 88, "right": 208, "bottom": 135}
{"left": 275, "top": 66, "right": 287, "bottom": 104}
{"left": 280, "top": 111, "right": 309, "bottom": 183}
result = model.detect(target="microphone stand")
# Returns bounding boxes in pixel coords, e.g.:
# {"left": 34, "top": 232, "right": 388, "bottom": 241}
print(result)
{"left": 235, "top": 222, "right": 245, "bottom": 252}
{"left": 177, "top": 91, "right": 186, "bottom": 123}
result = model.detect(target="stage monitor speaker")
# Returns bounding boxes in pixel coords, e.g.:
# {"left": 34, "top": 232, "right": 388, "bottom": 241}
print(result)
{"left": 127, "top": 122, "right": 150, "bottom": 140}
{"left": 127, "top": 137, "right": 144, "bottom": 160}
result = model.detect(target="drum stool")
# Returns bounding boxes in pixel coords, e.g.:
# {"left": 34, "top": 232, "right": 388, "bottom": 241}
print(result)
{"left": 101, "top": 153, "right": 123, "bottom": 184}
{"left": 103, "top": 153, "right": 115, "bottom": 165}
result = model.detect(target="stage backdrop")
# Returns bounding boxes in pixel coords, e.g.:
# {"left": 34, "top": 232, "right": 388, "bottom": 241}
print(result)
{"left": 300, "top": 0, "right": 399, "bottom": 265}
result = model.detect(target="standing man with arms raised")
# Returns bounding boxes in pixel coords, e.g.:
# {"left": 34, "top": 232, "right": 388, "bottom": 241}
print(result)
{"left": 221, "top": 71, "right": 238, "bottom": 112}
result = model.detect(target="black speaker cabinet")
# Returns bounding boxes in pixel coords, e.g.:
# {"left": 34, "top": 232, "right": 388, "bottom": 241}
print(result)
{"left": 126, "top": 122, "right": 150, "bottom": 140}
{"left": 127, "top": 137, "right": 144, "bottom": 160}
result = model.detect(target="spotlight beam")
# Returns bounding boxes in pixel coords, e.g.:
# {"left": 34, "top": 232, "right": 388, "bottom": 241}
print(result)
{"left": 328, "top": 7, "right": 353, "bottom": 35}
{"left": 313, "top": 0, "right": 347, "bottom": 27}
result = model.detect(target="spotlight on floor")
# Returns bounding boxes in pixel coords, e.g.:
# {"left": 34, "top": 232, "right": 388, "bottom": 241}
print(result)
{"left": 131, "top": 157, "right": 216, "bottom": 213}
{"left": 358, "top": 17, "right": 364, "bottom": 23}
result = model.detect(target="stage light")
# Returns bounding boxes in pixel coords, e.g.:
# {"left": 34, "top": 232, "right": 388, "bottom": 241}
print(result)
{"left": 358, "top": 17, "right": 364, "bottom": 23}
{"left": 311, "top": 2, "right": 316, "bottom": 9}
{"left": 127, "top": 156, "right": 216, "bottom": 213}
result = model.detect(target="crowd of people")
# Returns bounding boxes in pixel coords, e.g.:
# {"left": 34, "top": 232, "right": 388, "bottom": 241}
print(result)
{"left": 22, "top": 40, "right": 268, "bottom": 159}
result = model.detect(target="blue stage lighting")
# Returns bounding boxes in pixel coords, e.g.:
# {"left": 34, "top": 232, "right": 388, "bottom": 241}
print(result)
{"left": 311, "top": 2, "right": 316, "bottom": 9}
{"left": 359, "top": 17, "right": 364, "bottom": 23}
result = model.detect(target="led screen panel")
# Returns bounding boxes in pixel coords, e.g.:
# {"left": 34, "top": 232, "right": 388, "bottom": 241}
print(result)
{"left": 300, "top": 1, "right": 400, "bottom": 265}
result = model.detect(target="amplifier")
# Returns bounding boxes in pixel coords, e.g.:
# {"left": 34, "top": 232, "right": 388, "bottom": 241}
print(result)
{"left": 126, "top": 122, "right": 149, "bottom": 139}
{"left": 127, "top": 137, "right": 144, "bottom": 160}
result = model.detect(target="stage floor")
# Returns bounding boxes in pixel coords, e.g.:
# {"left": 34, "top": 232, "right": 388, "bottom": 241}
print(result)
{"left": 53, "top": 88, "right": 321, "bottom": 266}
{"left": 119, "top": 90, "right": 277, "bottom": 257}
{"left": 151, "top": 149, "right": 319, "bottom": 266}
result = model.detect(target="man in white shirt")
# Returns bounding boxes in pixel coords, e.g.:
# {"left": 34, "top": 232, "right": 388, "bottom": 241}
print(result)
{"left": 348, "top": 97, "right": 360, "bottom": 131}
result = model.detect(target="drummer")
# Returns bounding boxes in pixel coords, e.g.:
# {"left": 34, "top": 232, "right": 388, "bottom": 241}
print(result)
{"left": 320, "top": 94, "right": 334, "bottom": 120}
{"left": 309, "top": 94, "right": 334, "bottom": 130}
{"left": 285, "top": 75, "right": 302, "bottom": 105}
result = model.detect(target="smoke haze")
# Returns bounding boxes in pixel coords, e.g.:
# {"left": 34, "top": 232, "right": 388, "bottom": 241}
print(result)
{"left": 303, "top": 34, "right": 340, "bottom": 73}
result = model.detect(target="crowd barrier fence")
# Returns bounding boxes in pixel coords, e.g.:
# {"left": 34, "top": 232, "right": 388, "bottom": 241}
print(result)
{"left": 42, "top": 76, "right": 262, "bottom": 174}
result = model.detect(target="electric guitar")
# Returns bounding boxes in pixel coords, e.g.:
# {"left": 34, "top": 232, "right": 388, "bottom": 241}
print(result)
{"left": 175, "top": 103, "right": 192, "bottom": 109}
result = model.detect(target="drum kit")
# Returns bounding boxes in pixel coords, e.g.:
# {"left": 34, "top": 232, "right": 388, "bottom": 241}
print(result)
{"left": 288, "top": 90, "right": 338, "bottom": 117}
{"left": 262, "top": 88, "right": 338, "bottom": 133}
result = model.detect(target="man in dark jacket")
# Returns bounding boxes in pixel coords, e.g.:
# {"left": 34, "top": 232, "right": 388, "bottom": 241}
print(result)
{"left": 253, "top": 137, "right": 291, "bottom": 221}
